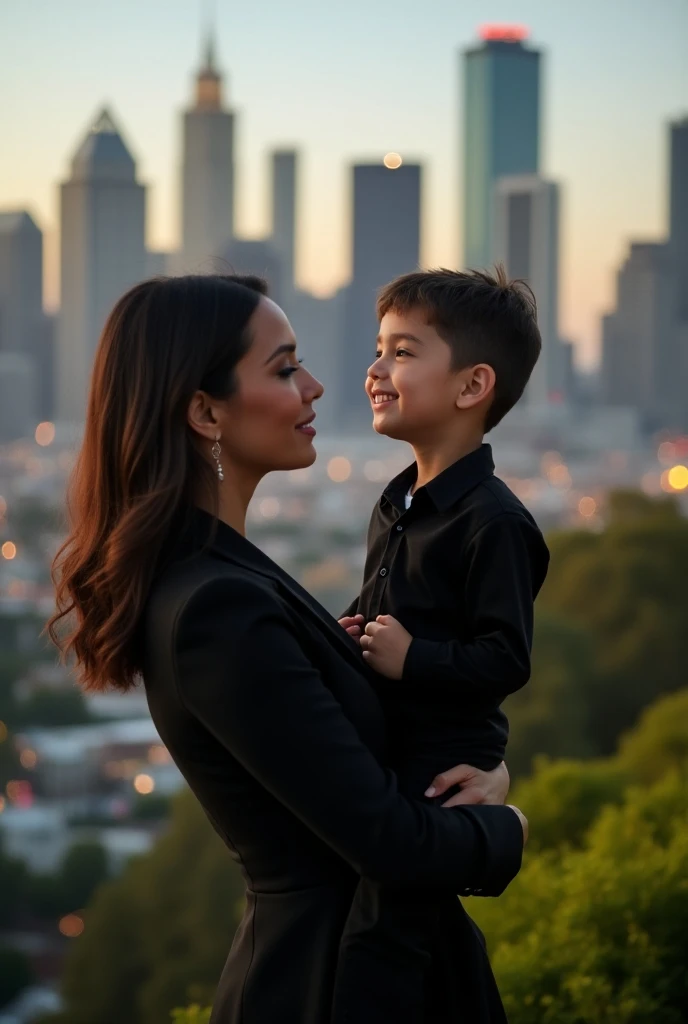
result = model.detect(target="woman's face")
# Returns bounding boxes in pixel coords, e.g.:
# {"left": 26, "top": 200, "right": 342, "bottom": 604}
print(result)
{"left": 216, "top": 297, "right": 324, "bottom": 475}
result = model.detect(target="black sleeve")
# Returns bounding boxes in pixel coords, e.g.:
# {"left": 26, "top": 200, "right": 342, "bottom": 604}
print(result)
{"left": 174, "top": 577, "right": 523, "bottom": 894}
{"left": 402, "top": 513, "right": 545, "bottom": 700}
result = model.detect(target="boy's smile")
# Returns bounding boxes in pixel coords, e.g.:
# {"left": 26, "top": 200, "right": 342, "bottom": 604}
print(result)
{"left": 366, "top": 308, "right": 461, "bottom": 442}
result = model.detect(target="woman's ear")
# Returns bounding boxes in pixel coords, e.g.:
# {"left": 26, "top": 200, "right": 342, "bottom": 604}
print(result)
{"left": 187, "top": 390, "right": 221, "bottom": 441}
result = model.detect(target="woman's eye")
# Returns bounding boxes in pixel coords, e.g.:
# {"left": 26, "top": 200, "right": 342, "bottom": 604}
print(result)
{"left": 277, "top": 359, "right": 303, "bottom": 379}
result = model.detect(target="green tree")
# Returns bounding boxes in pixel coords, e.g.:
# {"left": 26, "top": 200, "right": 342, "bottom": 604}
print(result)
{"left": 0, "top": 843, "right": 28, "bottom": 927}
{"left": 471, "top": 773, "right": 688, "bottom": 1024}
{"left": 539, "top": 496, "right": 688, "bottom": 753}
{"left": 12, "top": 688, "right": 92, "bottom": 728}
{"left": 57, "top": 790, "right": 245, "bottom": 1024}
{"left": 58, "top": 841, "right": 110, "bottom": 912}
{"left": 509, "top": 756, "right": 629, "bottom": 851}
{"left": 0, "top": 947, "right": 34, "bottom": 1009}
{"left": 505, "top": 614, "right": 596, "bottom": 776}
{"left": 616, "top": 689, "right": 688, "bottom": 784}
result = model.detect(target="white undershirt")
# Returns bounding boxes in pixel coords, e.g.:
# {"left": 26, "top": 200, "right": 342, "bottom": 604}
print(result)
{"left": 404, "top": 488, "right": 414, "bottom": 510}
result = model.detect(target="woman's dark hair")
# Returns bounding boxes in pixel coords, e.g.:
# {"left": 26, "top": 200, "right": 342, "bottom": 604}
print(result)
{"left": 48, "top": 273, "right": 267, "bottom": 693}
{"left": 377, "top": 265, "right": 541, "bottom": 431}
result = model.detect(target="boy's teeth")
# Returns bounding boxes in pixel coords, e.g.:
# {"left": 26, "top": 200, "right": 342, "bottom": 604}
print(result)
{"left": 374, "top": 394, "right": 397, "bottom": 404}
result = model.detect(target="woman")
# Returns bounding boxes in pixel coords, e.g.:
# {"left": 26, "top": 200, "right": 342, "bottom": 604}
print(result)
{"left": 50, "top": 274, "right": 526, "bottom": 1024}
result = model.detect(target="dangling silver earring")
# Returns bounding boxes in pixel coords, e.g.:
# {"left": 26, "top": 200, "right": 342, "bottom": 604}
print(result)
{"left": 211, "top": 436, "right": 224, "bottom": 481}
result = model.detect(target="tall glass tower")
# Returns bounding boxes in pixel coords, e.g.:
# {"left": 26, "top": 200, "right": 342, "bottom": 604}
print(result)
{"left": 462, "top": 26, "right": 541, "bottom": 270}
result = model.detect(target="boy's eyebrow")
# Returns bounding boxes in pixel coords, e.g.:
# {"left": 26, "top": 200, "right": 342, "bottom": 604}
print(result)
{"left": 377, "top": 332, "right": 425, "bottom": 345}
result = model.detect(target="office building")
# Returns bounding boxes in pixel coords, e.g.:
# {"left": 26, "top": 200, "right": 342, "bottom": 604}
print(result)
{"left": 57, "top": 108, "right": 145, "bottom": 424}
{"left": 0, "top": 210, "right": 53, "bottom": 430}
{"left": 340, "top": 158, "right": 421, "bottom": 427}
{"left": 462, "top": 25, "right": 541, "bottom": 269}
{"left": 270, "top": 150, "right": 298, "bottom": 299}
{"left": 494, "top": 174, "right": 563, "bottom": 407}
{"left": 180, "top": 35, "right": 236, "bottom": 271}
{"left": 601, "top": 243, "right": 678, "bottom": 429}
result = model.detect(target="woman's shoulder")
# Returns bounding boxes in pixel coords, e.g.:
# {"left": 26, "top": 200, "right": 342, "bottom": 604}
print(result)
{"left": 145, "top": 550, "right": 282, "bottom": 641}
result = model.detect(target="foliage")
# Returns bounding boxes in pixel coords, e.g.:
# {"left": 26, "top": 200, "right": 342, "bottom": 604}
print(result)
{"left": 468, "top": 688, "right": 688, "bottom": 1023}
{"left": 471, "top": 773, "right": 688, "bottom": 1024}
{"left": 0, "top": 947, "right": 35, "bottom": 1009}
{"left": 515, "top": 492, "right": 688, "bottom": 758}
{"left": 57, "top": 790, "right": 244, "bottom": 1024}
{"left": 171, "top": 1006, "right": 211, "bottom": 1024}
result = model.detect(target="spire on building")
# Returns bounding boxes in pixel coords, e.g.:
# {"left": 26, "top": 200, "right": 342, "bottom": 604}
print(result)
{"left": 194, "top": 26, "right": 224, "bottom": 111}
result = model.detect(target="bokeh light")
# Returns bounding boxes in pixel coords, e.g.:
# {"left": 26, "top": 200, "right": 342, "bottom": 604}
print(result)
{"left": 383, "top": 152, "right": 402, "bottom": 169}
{"left": 59, "top": 914, "right": 85, "bottom": 938}
{"left": 258, "top": 497, "right": 280, "bottom": 519}
{"left": 134, "top": 773, "right": 155, "bottom": 795}
{"left": 35, "top": 421, "right": 56, "bottom": 446}
{"left": 1, "top": 541, "right": 17, "bottom": 560}
{"left": 20, "top": 749, "right": 38, "bottom": 770}
{"left": 327, "top": 456, "right": 352, "bottom": 482}
{"left": 578, "top": 496, "right": 597, "bottom": 518}
{"left": 667, "top": 465, "right": 688, "bottom": 491}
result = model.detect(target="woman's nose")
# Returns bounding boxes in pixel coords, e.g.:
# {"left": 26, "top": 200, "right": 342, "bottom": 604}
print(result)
{"left": 302, "top": 368, "right": 324, "bottom": 401}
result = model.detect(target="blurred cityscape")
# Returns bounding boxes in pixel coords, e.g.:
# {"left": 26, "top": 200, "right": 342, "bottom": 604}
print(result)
{"left": 0, "top": 15, "right": 687, "bottom": 1024}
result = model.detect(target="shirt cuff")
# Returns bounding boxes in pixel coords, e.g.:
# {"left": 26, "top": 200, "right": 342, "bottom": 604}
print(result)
{"left": 402, "top": 636, "right": 446, "bottom": 683}
{"left": 458, "top": 804, "right": 524, "bottom": 898}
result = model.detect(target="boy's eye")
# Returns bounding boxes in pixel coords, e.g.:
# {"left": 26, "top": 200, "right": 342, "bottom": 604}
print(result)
{"left": 395, "top": 348, "right": 411, "bottom": 358}
{"left": 374, "top": 350, "right": 382, "bottom": 359}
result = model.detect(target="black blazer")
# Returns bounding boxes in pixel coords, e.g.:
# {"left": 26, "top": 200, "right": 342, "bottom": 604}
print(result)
{"left": 142, "top": 510, "right": 523, "bottom": 1024}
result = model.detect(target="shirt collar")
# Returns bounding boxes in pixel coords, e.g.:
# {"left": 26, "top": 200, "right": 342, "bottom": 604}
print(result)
{"left": 382, "top": 443, "right": 495, "bottom": 514}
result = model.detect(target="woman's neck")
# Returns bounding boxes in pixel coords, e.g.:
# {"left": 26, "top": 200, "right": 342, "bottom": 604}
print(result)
{"left": 198, "top": 464, "right": 264, "bottom": 537}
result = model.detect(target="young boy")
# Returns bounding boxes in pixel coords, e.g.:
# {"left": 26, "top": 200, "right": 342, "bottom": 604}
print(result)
{"left": 333, "top": 267, "right": 550, "bottom": 1023}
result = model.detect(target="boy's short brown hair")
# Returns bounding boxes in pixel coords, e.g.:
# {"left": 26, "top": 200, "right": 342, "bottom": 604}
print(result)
{"left": 376, "top": 266, "right": 541, "bottom": 431}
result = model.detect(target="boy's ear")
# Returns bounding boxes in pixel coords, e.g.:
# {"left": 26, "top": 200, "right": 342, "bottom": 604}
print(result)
{"left": 455, "top": 364, "right": 496, "bottom": 410}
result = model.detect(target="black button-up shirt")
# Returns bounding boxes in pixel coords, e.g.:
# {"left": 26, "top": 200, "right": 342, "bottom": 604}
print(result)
{"left": 345, "top": 444, "right": 550, "bottom": 770}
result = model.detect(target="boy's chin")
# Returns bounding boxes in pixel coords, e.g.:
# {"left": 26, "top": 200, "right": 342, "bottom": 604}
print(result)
{"left": 372, "top": 416, "right": 411, "bottom": 442}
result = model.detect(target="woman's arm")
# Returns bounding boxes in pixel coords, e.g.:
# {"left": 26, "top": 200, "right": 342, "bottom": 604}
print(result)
{"left": 173, "top": 577, "right": 525, "bottom": 894}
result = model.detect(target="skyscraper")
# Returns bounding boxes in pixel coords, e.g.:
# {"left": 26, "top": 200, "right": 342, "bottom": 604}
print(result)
{"left": 0, "top": 210, "right": 52, "bottom": 431}
{"left": 57, "top": 108, "right": 145, "bottom": 424}
{"left": 669, "top": 117, "right": 688, "bottom": 320}
{"left": 601, "top": 243, "right": 677, "bottom": 428}
{"left": 339, "top": 158, "right": 421, "bottom": 428}
{"left": 180, "top": 35, "right": 235, "bottom": 271}
{"left": 270, "top": 150, "right": 298, "bottom": 299}
{"left": 462, "top": 25, "right": 541, "bottom": 270}
{"left": 494, "top": 174, "right": 563, "bottom": 407}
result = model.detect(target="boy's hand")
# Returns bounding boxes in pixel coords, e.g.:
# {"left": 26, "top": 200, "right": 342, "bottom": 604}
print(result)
{"left": 338, "top": 614, "right": 365, "bottom": 642}
{"left": 360, "top": 614, "right": 412, "bottom": 679}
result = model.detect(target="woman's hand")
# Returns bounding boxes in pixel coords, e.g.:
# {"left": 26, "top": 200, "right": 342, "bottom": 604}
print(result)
{"left": 424, "top": 760, "right": 510, "bottom": 807}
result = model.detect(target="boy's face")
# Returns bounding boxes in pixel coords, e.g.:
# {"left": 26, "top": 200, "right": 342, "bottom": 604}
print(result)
{"left": 365, "top": 307, "right": 492, "bottom": 443}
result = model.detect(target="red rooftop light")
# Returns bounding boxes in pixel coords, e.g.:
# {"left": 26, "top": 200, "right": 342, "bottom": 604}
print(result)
{"left": 479, "top": 24, "right": 529, "bottom": 42}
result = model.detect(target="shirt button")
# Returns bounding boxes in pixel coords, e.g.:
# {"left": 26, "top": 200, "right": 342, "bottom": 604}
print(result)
{"left": 379, "top": 568, "right": 387, "bottom": 577}
{"left": 396, "top": 524, "right": 403, "bottom": 532}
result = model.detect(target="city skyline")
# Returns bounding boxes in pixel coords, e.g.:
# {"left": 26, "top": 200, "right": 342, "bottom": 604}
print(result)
{"left": 1, "top": 0, "right": 687, "bottom": 368}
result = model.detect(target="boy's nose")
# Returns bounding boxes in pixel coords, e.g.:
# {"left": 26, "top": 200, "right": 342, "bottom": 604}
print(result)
{"left": 367, "top": 357, "right": 384, "bottom": 379}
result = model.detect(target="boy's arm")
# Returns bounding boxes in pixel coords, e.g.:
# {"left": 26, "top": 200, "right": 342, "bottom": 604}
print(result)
{"left": 363, "top": 514, "right": 549, "bottom": 700}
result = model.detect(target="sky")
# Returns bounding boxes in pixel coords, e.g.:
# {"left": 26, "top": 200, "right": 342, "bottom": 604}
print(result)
{"left": 1, "top": 0, "right": 687, "bottom": 367}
